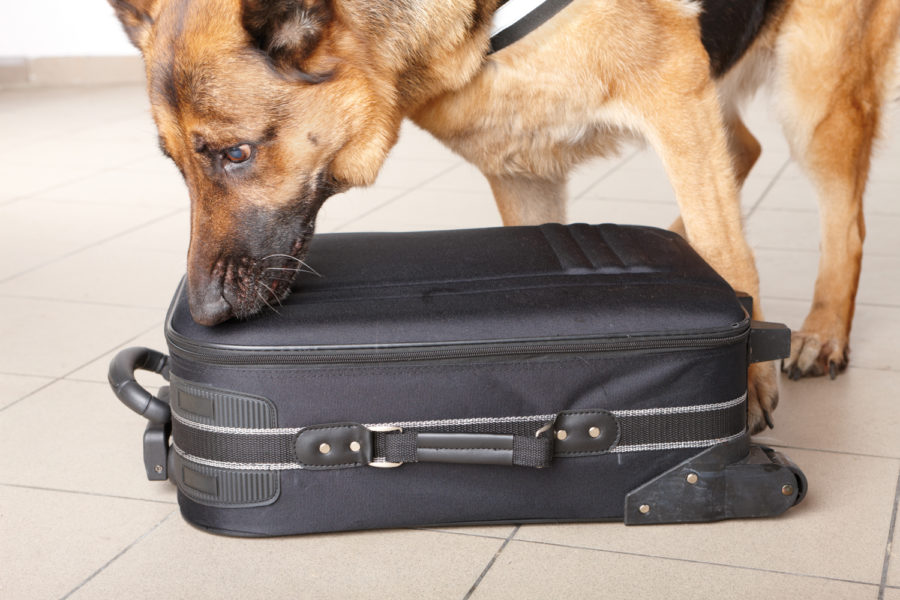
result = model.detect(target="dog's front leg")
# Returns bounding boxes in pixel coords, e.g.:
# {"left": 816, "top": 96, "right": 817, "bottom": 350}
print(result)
{"left": 641, "top": 71, "right": 776, "bottom": 433}
{"left": 486, "top": 174, "right": 567, "bottom": 226}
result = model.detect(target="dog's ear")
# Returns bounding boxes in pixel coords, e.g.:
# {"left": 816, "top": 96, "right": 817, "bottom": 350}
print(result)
{"left": 242, "top": 0, "right": 333, "bottom": 70}
{"left": 108, "top": 0, "right": 158, "bottom": 49}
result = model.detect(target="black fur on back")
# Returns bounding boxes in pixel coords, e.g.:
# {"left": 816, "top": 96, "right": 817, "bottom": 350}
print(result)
{"left": 699, "top": 0, "right": 782, "bottom": 78}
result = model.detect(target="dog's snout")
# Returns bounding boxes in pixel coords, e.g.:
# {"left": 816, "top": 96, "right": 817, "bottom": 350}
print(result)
{"left": 187, "top": 274, "right": 233, "bottom": 327}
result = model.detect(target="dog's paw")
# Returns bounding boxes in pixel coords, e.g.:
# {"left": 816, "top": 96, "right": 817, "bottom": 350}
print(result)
{"left": 747, "top": 361, "right": 778, "bottom": 434}
{"left": 781, "top": 329, "right": 849, "bottom": 380}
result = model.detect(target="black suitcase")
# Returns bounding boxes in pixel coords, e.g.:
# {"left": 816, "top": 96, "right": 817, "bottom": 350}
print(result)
{"left": 109, "top": 223, "right": 806, "bottom": 536}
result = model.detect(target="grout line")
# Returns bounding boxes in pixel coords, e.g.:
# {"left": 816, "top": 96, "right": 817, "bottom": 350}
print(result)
{"left": 511, "top": 536, "right": 882, "bottom": 589}
{"left": 0, "top": 207, "right": 187, "bottom": 284}
{"left": 754, "top": 246, "right": 900, "bottom": 258}
{"left": 744, "top": 157, "right": 792, "bottom": 220}
{"left": 763, "top": 295, "right": 900, "bottom": 310}
{"left": 0, "top": 293, "right": 168, "bottom": 312}
{"left": 59, "top": 510, "right": 177, "bottom": 600}
{"left": 0, "top": 482, "right": 178, "bottom": 506}
{"left": 0, "top": 320, "right": 164, "bottom": 414}
{"left": 332, "top": 161, "right": 465, "bottom": 232}
{"left": 571, "top": 148, "right": 643, "bottom": 201}
{"left": 462, "top": 525, "right": 519, "bottom": 600}
{"left": 756, "top": 442, "right": 900, "bottom": 462}
{"left": 878, "top": 466, "right": 900, "bottom": 599}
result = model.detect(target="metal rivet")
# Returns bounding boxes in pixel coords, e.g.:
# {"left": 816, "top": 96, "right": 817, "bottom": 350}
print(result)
{"left": 782, "top": 484, "right": 794, "bottom": 496}
{"left": 639, "top": 504, "right": 651, "bottom": 514}
{"left": 349, "top": 441, "right": 361, "bottom": 452}
{"left": 154, "top": 465, "right": 163, "bottom": 474}
{"left": 319, "top": 443, "right": 331, "bottom": 454}
{"left": 588, "top": 426, "right": 601, "bottom": 438}
{"left": 686, "top": 473, "right": 698, "bottom": 485}
{"left": 556, "top": 429, "right": 568, "bottom": 441}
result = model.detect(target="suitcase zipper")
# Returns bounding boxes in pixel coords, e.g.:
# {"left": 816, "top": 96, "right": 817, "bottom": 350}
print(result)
{"left": 166, "top": 320, "right": 751, "bottom": 366}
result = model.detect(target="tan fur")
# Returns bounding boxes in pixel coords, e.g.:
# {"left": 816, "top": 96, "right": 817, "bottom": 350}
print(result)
{"left": 109, "top": 0, "right": 900, "bottom": 433}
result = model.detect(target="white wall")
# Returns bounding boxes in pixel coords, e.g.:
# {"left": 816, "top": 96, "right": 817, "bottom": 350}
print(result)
{"left": 0, "top": 1, "right": 138, "bottom": 58}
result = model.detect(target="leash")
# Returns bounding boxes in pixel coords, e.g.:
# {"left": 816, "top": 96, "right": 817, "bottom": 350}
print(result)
{"left": 488, "top": 0, "right": 575, "bottom": 54}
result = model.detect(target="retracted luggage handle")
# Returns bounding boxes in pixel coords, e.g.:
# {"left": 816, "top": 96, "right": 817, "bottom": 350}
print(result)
{"left": 738, "top": 293, "right": 791, "bottom": 364}
{"left": 108, "top": 347, "right": 172, "bottom": 481}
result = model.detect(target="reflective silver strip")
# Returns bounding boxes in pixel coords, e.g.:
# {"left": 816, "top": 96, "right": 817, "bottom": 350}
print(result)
{"left": 172, "top": 409, "right": 302, "bottom": 436}
{"left": 611, "top": 429, "right": 746, "bottom": 454}
{"left": 364, "top": 414, "right": 556, "bottom": 431}
{"left": 611, "top": 393, "right": 747, "bottom": 418}
{"left": 173, "top": 443, "right": 304, "bottom": 472}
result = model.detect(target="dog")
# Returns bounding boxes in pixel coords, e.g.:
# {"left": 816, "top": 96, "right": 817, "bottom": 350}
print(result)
{"left": 108, "top": 0, "right": 900, "bottom": 433}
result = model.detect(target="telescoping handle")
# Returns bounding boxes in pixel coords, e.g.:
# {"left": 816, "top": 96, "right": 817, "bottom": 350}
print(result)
{"left": 108, "top": 347, "right": 172, "bottom": 481}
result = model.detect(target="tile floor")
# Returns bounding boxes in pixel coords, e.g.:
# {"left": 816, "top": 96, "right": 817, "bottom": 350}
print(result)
{"left": 0, "top": 82, "right": 898, "bottom": 600}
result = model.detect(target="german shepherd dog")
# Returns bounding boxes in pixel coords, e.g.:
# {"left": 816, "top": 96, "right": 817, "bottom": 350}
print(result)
{"left": 109, "top": 0, "right": 900, "bottom": 433}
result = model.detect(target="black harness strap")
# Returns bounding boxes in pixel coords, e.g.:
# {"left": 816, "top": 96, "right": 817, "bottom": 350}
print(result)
{"left": 488, "top": 0, "right": 576, "bottom": 54}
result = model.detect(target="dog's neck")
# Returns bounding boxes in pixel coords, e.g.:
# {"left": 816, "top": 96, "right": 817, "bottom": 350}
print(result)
{"left": 334, "top": 0, "right": 503, "bottom": 114}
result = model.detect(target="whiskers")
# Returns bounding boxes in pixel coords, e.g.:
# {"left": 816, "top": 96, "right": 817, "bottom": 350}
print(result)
{"left": 261, "top": 253, "right": 321, "bottom": 278}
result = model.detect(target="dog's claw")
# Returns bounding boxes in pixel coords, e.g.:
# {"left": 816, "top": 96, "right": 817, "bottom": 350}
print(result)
{"left": 828, "top": 360, "right": 838, "bottom": 380}
{"left": 763, "top": 408, "right": 774, "bottom": 430}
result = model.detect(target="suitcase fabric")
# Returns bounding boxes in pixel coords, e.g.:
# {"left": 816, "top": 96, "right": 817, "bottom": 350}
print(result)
{"left": 110, "top": 224, "right": 806, "bottom": 536}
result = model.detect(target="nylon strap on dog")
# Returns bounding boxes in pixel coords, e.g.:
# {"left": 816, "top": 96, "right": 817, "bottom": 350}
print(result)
{"left": 170, "top": 393, "right": 748, "bottom": 471}
{"left": 489, "top": 0, "right": 575, "bottom": 54}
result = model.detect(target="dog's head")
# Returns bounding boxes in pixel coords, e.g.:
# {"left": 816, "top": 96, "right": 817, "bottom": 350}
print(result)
{"left": 110, "top": 0, "right": 403, "bottom": 325}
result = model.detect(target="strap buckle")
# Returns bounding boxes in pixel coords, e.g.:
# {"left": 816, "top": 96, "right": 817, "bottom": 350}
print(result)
{"left": 367, "top": 425, "right": 404, "bottom": 468}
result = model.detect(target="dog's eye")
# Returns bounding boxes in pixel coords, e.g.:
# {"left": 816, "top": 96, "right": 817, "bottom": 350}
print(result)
{"left": 224, "top": 144, "right": 253, "bottom": 164}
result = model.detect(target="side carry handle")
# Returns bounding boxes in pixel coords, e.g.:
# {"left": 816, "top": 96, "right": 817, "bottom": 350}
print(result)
{"left": 108, "top": 346, "right": 171, "bottom": 424}
{"left": 108, "top": 347, "right": 172, "bottom": 481}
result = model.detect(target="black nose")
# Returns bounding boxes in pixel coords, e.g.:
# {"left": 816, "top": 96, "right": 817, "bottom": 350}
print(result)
{"left": 188, "top": 283, "right": 233, "bottom": 326}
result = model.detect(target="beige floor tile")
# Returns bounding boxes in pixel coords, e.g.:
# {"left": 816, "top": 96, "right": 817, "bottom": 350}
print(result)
{"left": 569, "top": 154, "right": 635, "bottom": 197}
{"left": 763, "top": 168, "right": 900, "bottom": 216}
{"left": 0, "top": 373, "right": 54, "bottom": 410}
{"left": 0, "top": 379, "right": 177, "bottom": 503}
{"left": 753, "top": 368, "right": 900, "bottom": 457}
{"left": 66, "top": 325, "right": 170, "bottom": 384}
{"left": 389, "top": 121, "right": 462, "bottom": 161}
{"left": 0, "top": 164, "right": 97, "bottom": 203}
{"left": 755, "top": 249, "right": 900, "bottom": 307}
{"left": 419, "top": 161, "right": 495, "bottom": 194}
{"left": 0, "top": 486, "right": 175, "bottom": 600}
{"left": 580, "top": 164, "right": 678, "bottom": 203}
{"left": 747, "top": 206, "right": 900, "bottom": 256}
{"left": 375, "top": 156, "right": 461, "bottom": 188}
{"left": 340, "top": 188, "right": 503, "bottom": 232}
{"left": 68, "top": 519, "right": 503, "bottom": 599}
{"left": 0, "top": 241, "right": 187, "bottom": 309}
{"left": 0, "top": 297, "right": 162, "bottom": 377}
{"left": 884, "top": 587, "right": 900, "bottom": 600}
{"left": 470, "top": 540, "right": 879, "bottom": 600}
{"left": 516, "top": 449, "right": 898, "bottom": 584}
{"left": 0, "top": 198, "right": 181, "bottom": 281}
{"left": 0, "top": 137, "right": 157, "bottom": 171}
{"left": 315, "top": 186, "right": 408, "bottom": 233}
{"left": 889, "top": 529, "right": 900, "bottom": 588}
{"left": 426, "top": 525, "right": 516, "bottom": 539}
{"left": 762, "top": 299, "right": 900, "bottom": 372}
{"left": 33, "top": 168, "right": 189, "bottom": 208}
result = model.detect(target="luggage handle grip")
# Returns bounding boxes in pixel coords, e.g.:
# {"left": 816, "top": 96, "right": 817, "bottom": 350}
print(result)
{"left": 108, "top": 347, "right": 171, "bottom": 424}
